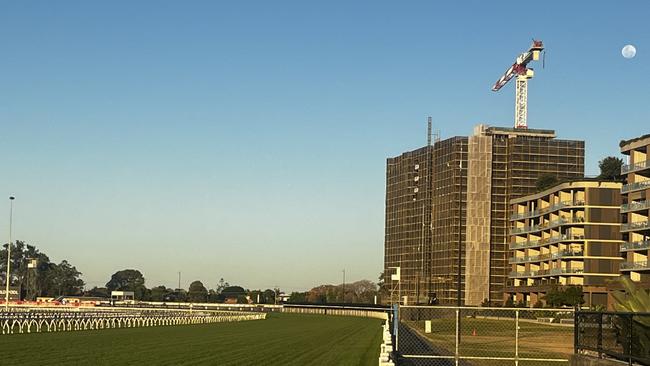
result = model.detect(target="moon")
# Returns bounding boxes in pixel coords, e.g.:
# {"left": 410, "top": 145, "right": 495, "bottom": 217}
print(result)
{"left": 622, "top": 44, "right": 637, "bottom": 59}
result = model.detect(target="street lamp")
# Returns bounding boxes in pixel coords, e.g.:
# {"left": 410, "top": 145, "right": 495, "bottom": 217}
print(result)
{"left": 5, "top": 196, "right": 15, "bottom": 310}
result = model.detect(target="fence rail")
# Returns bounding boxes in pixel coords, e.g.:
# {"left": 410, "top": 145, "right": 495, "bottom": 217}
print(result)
{"left": 575, "top": 311, "right": 650, "bottom": 366}
{"left": 282, "top": 304, "right": 389, "bottom": 320}
{"left": 0, "top": 308, "right": 265, "bottom": 335}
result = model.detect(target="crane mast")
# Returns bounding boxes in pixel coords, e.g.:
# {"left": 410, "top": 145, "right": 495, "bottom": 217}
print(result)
{"left": 492, "top": 40, "right": 544, "bottom": 129}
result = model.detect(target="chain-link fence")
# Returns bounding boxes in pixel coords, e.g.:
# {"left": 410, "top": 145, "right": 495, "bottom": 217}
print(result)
{"left": 576, "top": 311, "right": 650, "bottom": 365}
{"left": 396, "top": 306, "right": 575, "bottom": 365}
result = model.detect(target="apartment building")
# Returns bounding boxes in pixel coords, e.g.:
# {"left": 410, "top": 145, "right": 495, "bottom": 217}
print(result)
{"left": 507, "top": 180, "right": 623, "bottom": 307}
{"left": 620, "top": 134, "right": 650, "bottom": 282}
{"left": 384, "top": 124, "right": 584, "bottom": 305}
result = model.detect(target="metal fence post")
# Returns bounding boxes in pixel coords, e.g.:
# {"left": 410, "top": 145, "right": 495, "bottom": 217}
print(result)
{"left": 515, "top": 309, "right": 519, "bottom": 366}
{"left": 455, "top": 308, "right": 460, "bottom": 366}
{"left": 597, "top": 312, "right": 603, "bottom": 358}
{"left": 574, "top": 310, "right": 579, "bottom": 355}
{"left": 628, "top": 314, "right": 633, "bottom": 366}
{"left": 393, "top": 303, "right": 399, "bottom": 352}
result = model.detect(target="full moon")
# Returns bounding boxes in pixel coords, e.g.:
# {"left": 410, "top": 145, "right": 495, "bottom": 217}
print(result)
{"left": 622, "top": 44, "right": 637, "bottom": 59}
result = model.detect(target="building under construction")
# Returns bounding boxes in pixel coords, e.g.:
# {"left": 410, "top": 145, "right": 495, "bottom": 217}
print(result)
{"left": 384, "top": 124, "right": 585, "bottom": 305}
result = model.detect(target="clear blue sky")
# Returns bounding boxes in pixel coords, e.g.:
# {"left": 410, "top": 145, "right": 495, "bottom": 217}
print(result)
{"left": 0, "top": 1, "right": 647, "bottom": 291}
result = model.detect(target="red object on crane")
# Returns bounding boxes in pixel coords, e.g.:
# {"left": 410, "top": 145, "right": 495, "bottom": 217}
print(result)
{"left": 491, "top": 40, "right": 544, "bottom": 129}
{"left": 492, "top": 40, "right": 544, "bottom": 92}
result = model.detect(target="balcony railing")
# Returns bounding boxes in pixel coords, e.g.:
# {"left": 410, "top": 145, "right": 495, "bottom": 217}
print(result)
{"left": 620, "top": 240, "right": 650, "bottom": 251}
{"left": 620, "top": 261, "right": 650, "bottom": 271}
{"left": 510, "top": 200, "right": 585, "bottom": 220}
{"left": 508, "top": 250, "right": 584, "bottom": 264}
{"left": 621, "top": 159, "right": 650, "bottom": 174}
{"left": 621, "top": 180, "right": 650, "bottom": 193}
{"left": 510, "top": 216, "right": 585, "bottom": 235}
{"left": 509, "top": 267, "right": 585, "bottom": 278}
{"left": 621, "top": 220, "right": 650, "bottom": 232}
{"left": 509, "top": 234, "right": 587, "bottom": 250}
{"left": 550, "top": 267, "right": 584, "bottom": 275}
{"left": 621, "top": 200, "right": 650, "bottom": 213}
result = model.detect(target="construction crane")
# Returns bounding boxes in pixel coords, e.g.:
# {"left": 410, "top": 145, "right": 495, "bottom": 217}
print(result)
{"left": 492, "top": 40, "right": 544, "bottom": 129}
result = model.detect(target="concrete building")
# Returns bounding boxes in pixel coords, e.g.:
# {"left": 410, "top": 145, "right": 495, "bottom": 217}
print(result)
{"left": 384, "top": 145, "right": 435, "bottom": 304}
{"left": 620, "top": 134, "right": 650, "bottom": 282}
{"left": 506, "top": 180, "right": 623, "bottom": 307}
{"left": 384, "top": 124, "right": 584, "bottom": 306}
{"left": 463, "top": 125, "right": 585, "bottom": 306}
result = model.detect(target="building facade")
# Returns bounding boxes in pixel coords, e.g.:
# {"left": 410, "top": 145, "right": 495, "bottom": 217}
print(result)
{"left": 384, "top": 145, "right": 434, "bottom": 304}
{"left": 620, "top": 134, "right": 650, "bottom": 282}
{"left": 463, "top": 125, "right": 585, "bottom": 305}
{"left": 384, "top": 124, "right": 585, "bottom": 306}
{"left": 506, "top": 180, "right": 623, "bottom": 307}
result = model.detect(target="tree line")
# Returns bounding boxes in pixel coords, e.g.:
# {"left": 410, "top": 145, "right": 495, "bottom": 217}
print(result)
{"left": 1, "top": 241, "right": 84, "bottom": 299}
{"left": 2, "top": 241, "right": 381, "bottom": 304}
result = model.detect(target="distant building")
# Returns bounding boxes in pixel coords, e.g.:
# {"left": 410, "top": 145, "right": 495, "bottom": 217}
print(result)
{"left": 506, "top": 180, "right": 622, "bottom": 307}
{"left": 111, "top": 291, "right": 135, "bottom": 302}
{"left": 619, "top": 134, "right": 650, "bottom": 282}
{"left": 384, "top": 124, "right": 585, "bottom": 306}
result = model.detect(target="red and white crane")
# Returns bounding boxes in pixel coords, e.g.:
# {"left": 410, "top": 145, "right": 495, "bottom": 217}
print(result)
{"left": 492, "top": 40, "right": 544, "bottom": 129}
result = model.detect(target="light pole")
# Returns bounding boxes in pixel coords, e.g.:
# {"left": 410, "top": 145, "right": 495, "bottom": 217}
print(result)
{"left": 342, "top": 269, "right": 345, "bottom": 303}
{"left": 5, "top": 196, "right": 15, "bottom": 310}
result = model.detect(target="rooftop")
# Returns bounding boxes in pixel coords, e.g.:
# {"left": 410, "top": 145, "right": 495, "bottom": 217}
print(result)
{"left": 510, "top": 179, "right": 622, "bottom": 204}
{"left": 620, "top": 133, "right": 650, "bottom": 152}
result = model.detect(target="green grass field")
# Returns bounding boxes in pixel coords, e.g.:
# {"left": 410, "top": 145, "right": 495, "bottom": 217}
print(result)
{"left": 3, "top": 313, "right": 383, "bottom": 366}
{"left": 405, "top": 317, "right": 573, "bottom": 361}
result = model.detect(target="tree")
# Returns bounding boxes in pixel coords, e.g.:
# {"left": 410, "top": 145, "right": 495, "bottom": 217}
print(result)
{"left": 106, "top": 269, "right": 147, "bottom": 300}
{"left": 262, "top": 289, "right": 276, "bottom": 304}
{"left": 1, "top": 240, "right": 53, "bottom": 299}
{"left": 150, "top": 285, "right": 171, "bottom": 302}
{"left": 598, "top": 156, "right": 624, "bottom": 180}
{"left": 85, "top": 287, "right": 110, "bottom": 298}
{"left": 188, "top": 280, "right": 208, "bottom": 303}
{"left": 543, "top": 285, "right": 585, "bottom": 307}
{"left": 215, "top": 278, "right": 229, "bottom": 294}
{"left": 536, "top": 174, "right": 558, "bottom": 192}
{"left": 563, "top": 286, "right": 585, "bottom": 307}
{"left": 221, "top": 286, "right": 246, "bottom": 300}
{"left": 42, "top": 260, "right": 84, "bottom": 296}
{"left": 208, "top": 289, "right": 220, "bottom": 303}
{"left": 288, "top": 291, "right": 307, "bottom": 303}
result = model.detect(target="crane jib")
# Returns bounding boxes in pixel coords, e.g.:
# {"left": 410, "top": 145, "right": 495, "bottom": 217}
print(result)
{"left": 490, "top": 40, "right": 544, "bottom": 129}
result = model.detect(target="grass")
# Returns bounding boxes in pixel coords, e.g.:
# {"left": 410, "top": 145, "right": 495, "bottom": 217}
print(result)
{"left": 405, "top": 317, "right": 574, "bottom": 360}
{"left": 3, "top": 313, "right": 383, "bottom": 366}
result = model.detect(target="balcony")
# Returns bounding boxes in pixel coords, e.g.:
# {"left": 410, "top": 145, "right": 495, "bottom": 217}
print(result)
{"left": 620, "top": 261, "right": 650, "bottom": 271}
{"left": 509, "top": 200, "right": 585, "bottom": 221}
{"left": 509, "top": 234, "right": 587, "bottom": 250}
{"left": 509, "top": 267, "right": 585, "bottom": 278}
{"left": 620, "top": 240, "right": 650, "bottom": 252}
{"left": 622, "top": 180, "right": 650, "bottom": 193}
{"left": 621, "top": 220, "right": 650, "bottom": 232}
{"left": 621, "top": 159, "right": 650, "bottom": 174}
{"left": 510, "top": 216, "right": 585, "bottom": 235}
{"left": 508, "top": 250, "right": 584, "bottom": 264}
{"left": 549, "top": 267, "right": 584, "bottom": 275}
{"left": 621, "top": 200, "right": 650, "bottom": 213}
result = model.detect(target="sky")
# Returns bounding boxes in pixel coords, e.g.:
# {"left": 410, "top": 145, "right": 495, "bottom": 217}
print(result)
{"left": 0, "top": 1, "right": 648, "bottom": 292}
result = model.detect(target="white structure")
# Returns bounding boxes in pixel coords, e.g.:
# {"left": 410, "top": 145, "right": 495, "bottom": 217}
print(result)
{"left": 111, "top": 291, "right": 135, "bottom": 302}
